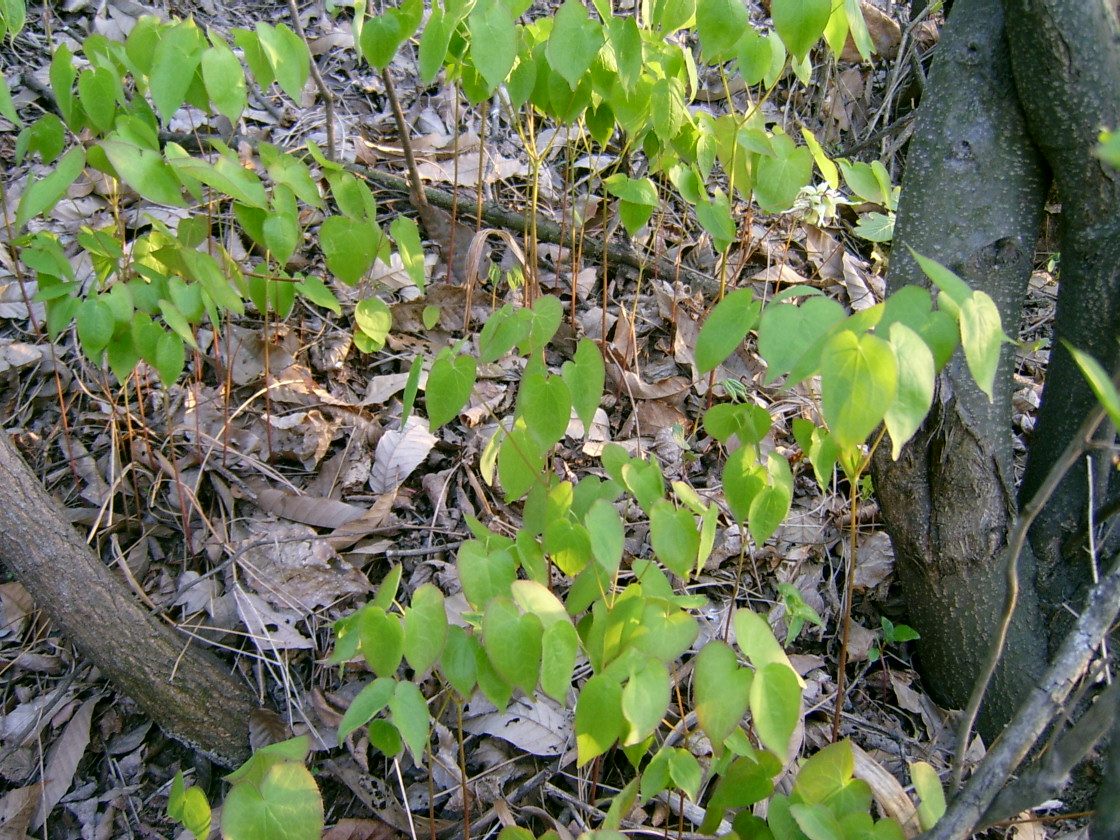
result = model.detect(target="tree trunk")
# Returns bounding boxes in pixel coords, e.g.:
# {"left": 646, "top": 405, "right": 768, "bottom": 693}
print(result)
{"left": 870, "top": 0, "right": 1050, "bottom": 739}
{"left": 0, "top": 432, "right": 257, "bottom": 767}
{"left": 1003, "top": 0, "right": 1120, "bottom": 640}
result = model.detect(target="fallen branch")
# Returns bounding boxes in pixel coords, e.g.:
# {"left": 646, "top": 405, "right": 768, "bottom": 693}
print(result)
{"left": 0, "top": 432, "right": 259, "bottom": 767}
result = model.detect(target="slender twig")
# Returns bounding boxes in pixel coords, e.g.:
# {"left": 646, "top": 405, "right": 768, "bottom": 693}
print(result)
{"left": 380, "top": 69, "right": 427, "bottom": 210}
{"left": 832, "top": 427, "right": 889, "bottom": 742}
{"left": 285, "top": 0, "right": 337, "bottom": 162}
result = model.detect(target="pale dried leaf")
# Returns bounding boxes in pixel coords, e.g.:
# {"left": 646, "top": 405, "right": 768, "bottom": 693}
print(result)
{"left": 312, "top": 333, "right": 353, "bottom": 373}
{"left": 370, "top": 416, "right": 437, "bottom": 494}
{"left": 269, "top": 360, "right": 353, "bottom": 408}
{"left": 415, "top": 145, "right": 521, "bottom": 187}
{"left": 1, "top": 685, "right": 75, "bottom": 743}
{"left": 304, "top": 438, "right": 375, "bottom": 498}
{"left": 390, "top": 285, "right": 478, "bottom": 334}
{"left": 266, "top": 409, "right": 339, "bottom": 469}
{"left": 463, "top": 694, "right": 572, "bottom": 757}
{"left": 787, "top": 653, "right": 827, "bottom": 676}
{"left": 65, "top": 438, "right": 109, "bottom": 507}
{"left": 850, "top": 743, "right": 922, "bottom": 837}
{"left": 105, "top": 720, "right": 152, "bottom": 756}
{"left": 233, "top": 587, "right": 315, "bottom": 652}
{"left": 0, "top": 282, "right": 45, "bottom": 320}
{"left": 852, "top": 531, "right": 895, "bottom": 591}
{"left": 233, "top": 521, "right": 371, "bottom": 609}
{"left": 841, "top": 252, "right": 882, "bottom": 311}
{"left": 889, "top": 670, "right": 925, "bottom": 715}
{"left": 173, "top": 571, "right": 221, "bottom": 615}
{"left": 844, "top": 621, "right": 877, "bottom": 663}
{"left": 363, "top": 373, "right": 414, "bottom": 405}
{"left": 12, "top": 653, "right": 63, "bottom": 673}
{"left": 309, "top": 32, "right": 355, "bottom": 55}
{"left": 0, "top": 342, "right": 44, "bottom": 372}
{"left": 607, "top": 362, "right": 691, "bottom": 401}
{"left": 417, "top": 204, "right": 478, "bottom": 285}
{"left": 32, "top": 695, "right": 98, "bottom": 831}
{"left": 0, "top": 581, "right": 33, "bottom": 640}
{"left": 609, "top": 308, "right": 637, "bottom": 364}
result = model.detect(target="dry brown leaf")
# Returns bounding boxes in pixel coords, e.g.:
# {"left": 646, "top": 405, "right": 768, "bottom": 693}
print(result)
{"left": 890, "top": 670, "right": 950, "bottom": 740}
{"left": 268, "top": 360, "right": 353, "bottom": 408}
{"left": 266, "top": 409, "right": 339, "bottom": 470}
{"left": 0, "top": 283, "right": 45, "bottom": 321}
{"left": 309, "top": 32, "right": 355, "bottom": 55}
{"left": 803, "top": 225, "right": 847, "bottom": 283}
{"left": 327, "top": 493, "right": 398, "bottom": 550}
{"left": 308, "top": 432, "right": 378, "bottom": 498}
{"left": 325, "top": 758, "right": 457, "bottom": 837}
{"left": 323, "top": 818, "right": 403, "bottom": 840}
{"left": 632, "top": 399, "right": 689, "bottom": 436}
{"left": 65, "top": 438, "right": 110, "bottom": 507}
{"left": 226, "top": 324, "right": 292, "bottom": 386}
{"left": 463, "top": 227, "right": 526, "bottom": 291}
{"left": 0, "top": 341, "right": 44, "bottom": 372}
{"left": 32, "top": 694, "right": 98, "bottom": 831}
{"left": 1009, "top": 815, "right": 1049, "bottom": 840}
{"left": 173, "top": 570, "right": 221, "bottom": 615}
{"left": 417, "top": 204, "right": 479, "bottom": 285}
{"left": 749, "top": 263, "right": 818, "bottom": 288}
{"left": 889, "top": 670, "right": 925, "bottom": 715}
{"left": 390, "top": 285, "right": 477, "bottom": 334}
{"left": 844, "top": 621, "right": 877, "bottom": 663}
{"left": 312, "top": 333, "right": 353, "bottom": 373}
{"left": 0, "top": 783, "right": 41, "bottom": 840}
{"left": 249, "top": 481, "right": 368, "bottom": 529}
{"left": 609, "top": 307, "right": 637, "bottom": 364}
{"left": 249, "top": 708, "right": 290, "bottom": 750}
{"left": 841, "top": 2, "right": 902, "bottom": 62}
{"left": 0, "top": 581, "right": 32, "bottom": 640}
{"left": 607, "top": 359, "right": 691, "bottom": 402}
{"left": 415, "top": 147, "right": 521, "bottom": 187}
{"left": 1, "top": 685, "right": 74, "bottom": 747}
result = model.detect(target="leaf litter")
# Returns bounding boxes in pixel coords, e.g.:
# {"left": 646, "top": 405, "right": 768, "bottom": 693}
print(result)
{"left": 0, "top": 0, "right": 1065, "bottom": 836}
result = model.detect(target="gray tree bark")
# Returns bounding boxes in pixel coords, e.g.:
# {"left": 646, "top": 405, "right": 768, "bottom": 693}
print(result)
{"left": 999, "top": 0, "right": 1120, "bottom": 827}
{"left": 1003, "top": 0, "right": 1120, "bottom": 642}
{"left": 870, "top": 0, "right": 1050, "bottom": 739}
{"left": 0, "top": 432, "right": 257, "bottom": 767}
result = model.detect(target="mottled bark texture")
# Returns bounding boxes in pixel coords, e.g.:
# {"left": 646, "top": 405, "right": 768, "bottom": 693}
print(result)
{"left": 870, "top": 0, "right": 1050, "bottom": 739}
{"left": 0, "top": 433, "right": 257, "bottom": 767}
{"left": 1003, "top": 0, "right": 1120, "bottom": 640}
{"left": 1000, "top": 1, "right": 1120, "bottom": 827}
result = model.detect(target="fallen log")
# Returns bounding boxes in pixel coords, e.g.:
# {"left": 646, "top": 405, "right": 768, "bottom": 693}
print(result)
{"left": 0, "top": 432, "right": 257, "bottom": 767}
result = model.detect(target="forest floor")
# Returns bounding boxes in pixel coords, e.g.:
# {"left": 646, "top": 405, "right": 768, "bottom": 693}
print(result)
{"left": 0, "top": 0, "right": 1072, "bottom": 838}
